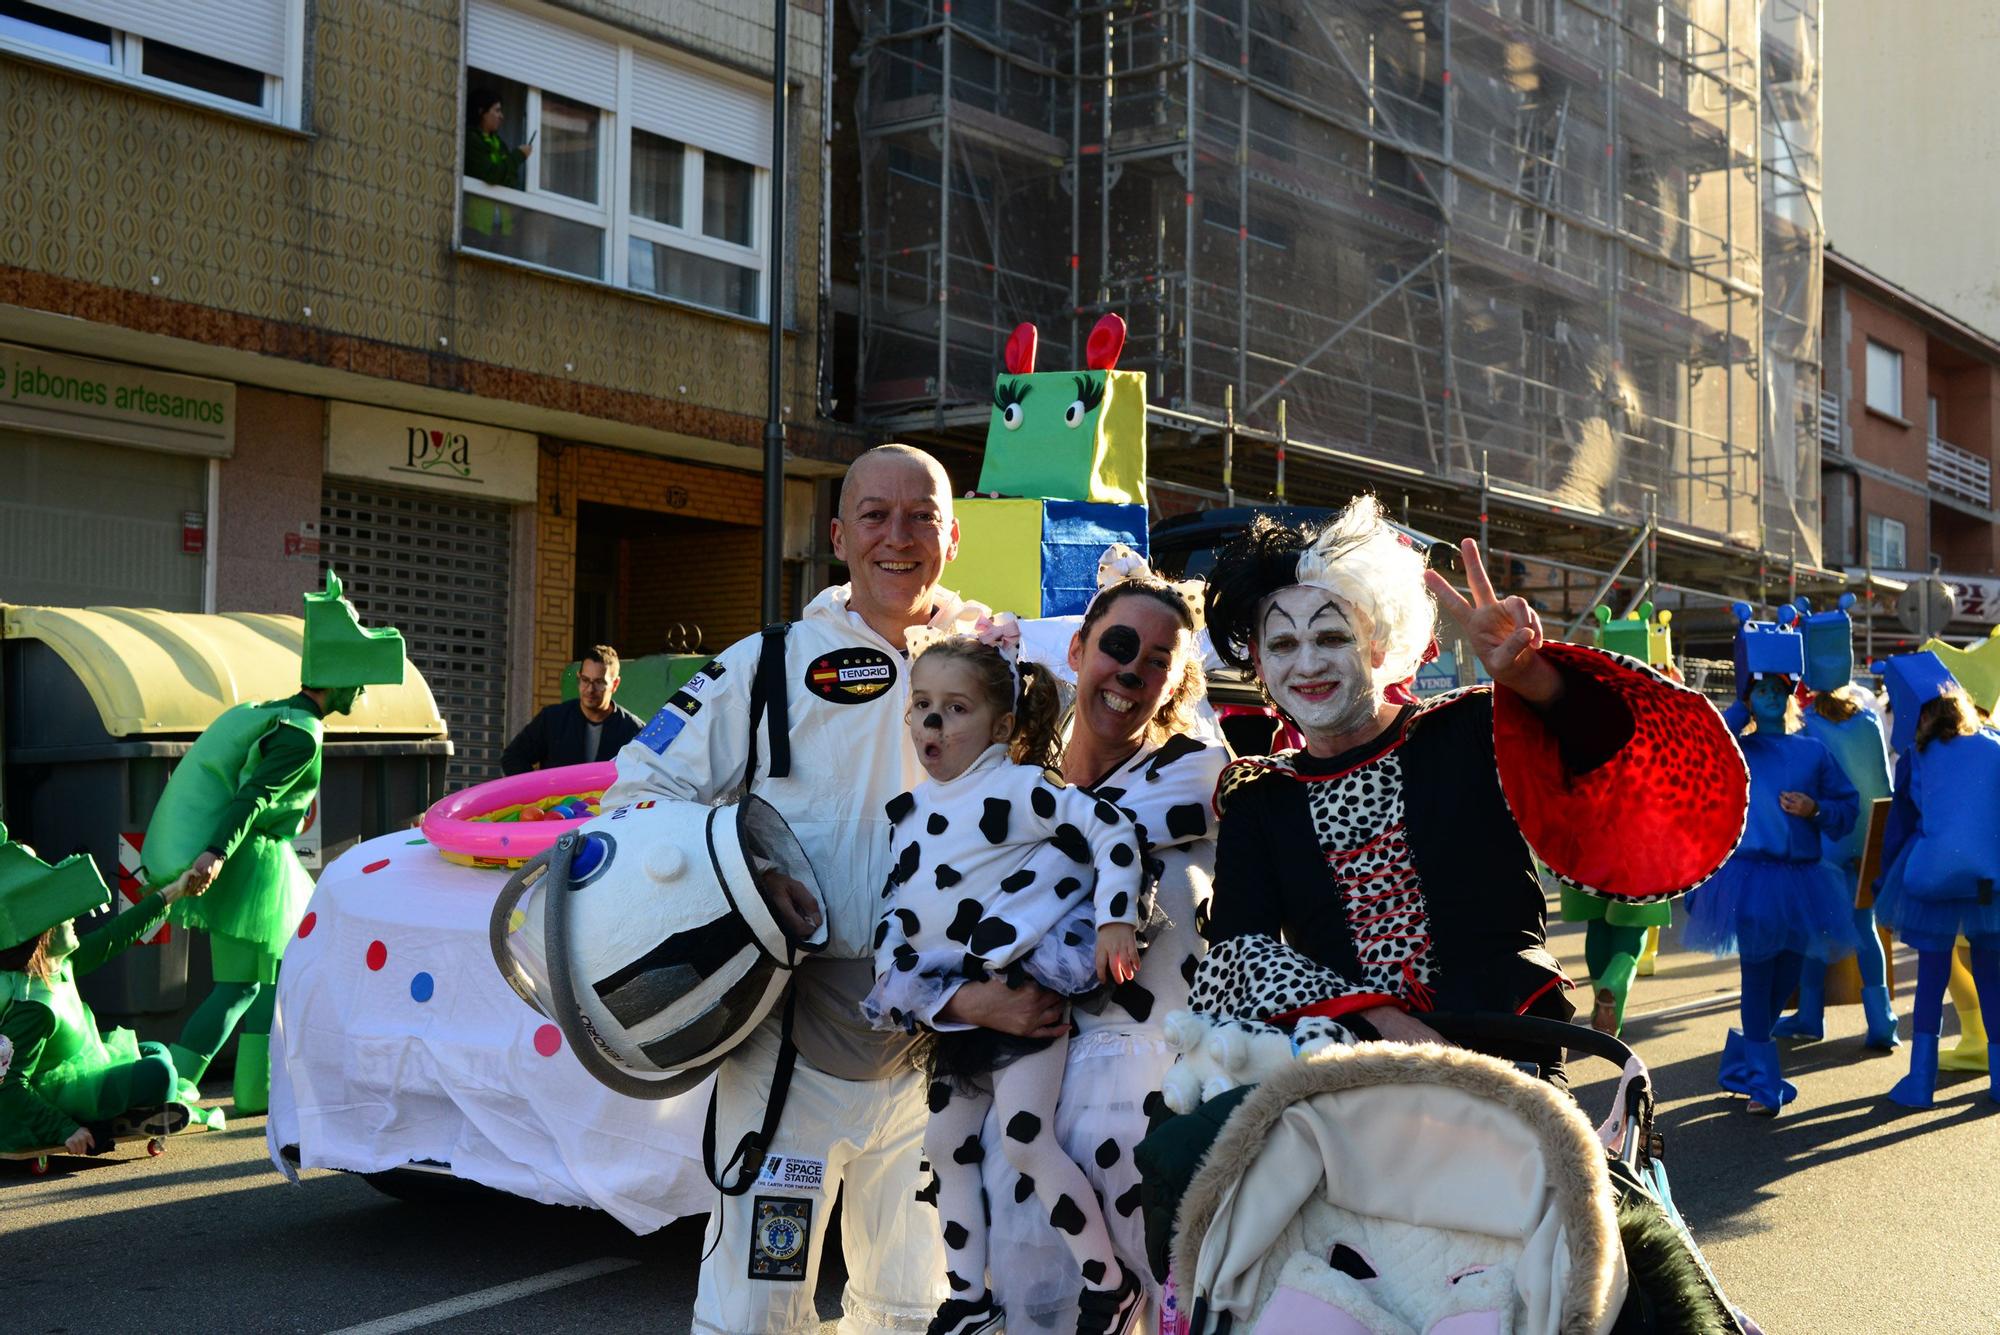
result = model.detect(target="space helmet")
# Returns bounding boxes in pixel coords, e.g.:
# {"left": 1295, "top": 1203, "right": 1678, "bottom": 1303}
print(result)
{"left": 490, "top": 794, "right": 826, "bottom": 1098}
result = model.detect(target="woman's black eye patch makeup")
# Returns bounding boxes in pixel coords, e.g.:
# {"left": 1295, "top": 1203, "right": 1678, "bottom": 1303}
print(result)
{"left": 1099, "top": 624, "right": 1141, "bottom": 665}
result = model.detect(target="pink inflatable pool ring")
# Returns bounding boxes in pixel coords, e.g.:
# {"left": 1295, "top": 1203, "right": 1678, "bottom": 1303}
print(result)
{"left": 420, "top": 761, "right": 618, "bottom": 868}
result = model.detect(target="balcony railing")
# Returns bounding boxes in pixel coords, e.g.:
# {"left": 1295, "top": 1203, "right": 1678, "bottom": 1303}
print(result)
{"left": 1819, "top": 390, "right": 1840, "bottom": 448}
{"left": 1929, "top": 434, "right": 1993, "bottom": 508}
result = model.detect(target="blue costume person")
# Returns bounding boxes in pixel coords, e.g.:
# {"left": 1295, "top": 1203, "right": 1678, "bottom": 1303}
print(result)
{"left": 1685, "top": 606, "right": 1858, "bottom": 1114}
{"left": 1771, "top": 596, "right": 1899, "bottom": 1049}
{"left": 1873, "top": 652, "right": 2000, "bottom": 1108}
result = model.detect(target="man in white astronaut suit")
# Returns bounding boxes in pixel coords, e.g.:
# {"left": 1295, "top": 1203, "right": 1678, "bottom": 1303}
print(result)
{"left": 608, "top": 444, "right": 1055, "bottom": 1334}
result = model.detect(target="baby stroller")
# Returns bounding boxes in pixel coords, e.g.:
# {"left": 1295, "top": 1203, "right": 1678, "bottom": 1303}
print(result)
{"left": 1143, "top": 1014, "right": 1746, "bottom": 1335}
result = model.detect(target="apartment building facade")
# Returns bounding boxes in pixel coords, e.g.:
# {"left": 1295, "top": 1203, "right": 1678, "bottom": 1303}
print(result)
{"left": 0, "top": 0, "right": 842, "bottom": 782}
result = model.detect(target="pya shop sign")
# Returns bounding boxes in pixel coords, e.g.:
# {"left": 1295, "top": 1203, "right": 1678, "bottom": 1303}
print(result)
{"left": 325, "top": 401, "right": 538, "bottom": 502}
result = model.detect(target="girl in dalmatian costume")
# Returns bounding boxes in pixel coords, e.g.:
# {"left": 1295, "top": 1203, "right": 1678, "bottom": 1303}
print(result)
{"left": 1176, "top": 498, "right": 1747, "bottom": 1089}
{"left": 862, "top": 615, "right": 1150, "bottom": 1335}
{"left": 877, "top": 566, "right": 1225, "bottom": 1332}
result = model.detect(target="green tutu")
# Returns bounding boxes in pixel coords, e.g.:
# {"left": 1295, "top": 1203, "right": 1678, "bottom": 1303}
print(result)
{"left": 169, "top": 831, "right": 313, "bottom": 960}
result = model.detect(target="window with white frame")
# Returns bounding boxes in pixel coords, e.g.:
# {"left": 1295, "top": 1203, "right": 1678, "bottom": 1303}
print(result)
{"left": 1865, "top": 339, "right": 1904, "bottom": 419}
{"left": 461, "top": 1, "right": 773, "bottom": 321}
{"left": 0, "top": 0, "right": 302, "bottom": 125}
{"left": 1866, "top": 514, "right": 1907, "bottom": 571}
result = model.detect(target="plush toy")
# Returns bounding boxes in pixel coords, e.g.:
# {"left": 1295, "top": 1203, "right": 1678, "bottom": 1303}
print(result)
{"left": 1159, "top": 1009, "right": 1346, "bottom": 1114}
{"left": 978, "top": 314, "right": 1146, "bottom": 506}
{"left": 1591, "top": 602, "right": 1674, "bottom": 670}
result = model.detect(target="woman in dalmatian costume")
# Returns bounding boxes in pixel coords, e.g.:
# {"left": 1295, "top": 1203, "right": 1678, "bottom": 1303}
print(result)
{"left": 877, "top": 568, "right": 1224, "bottom": 1332}
{"left": 1184, "top": 496, "right": 1748, "bottom": 1081}
{"left": 862, "top": 615, "right": 1152, "bottom": 1335}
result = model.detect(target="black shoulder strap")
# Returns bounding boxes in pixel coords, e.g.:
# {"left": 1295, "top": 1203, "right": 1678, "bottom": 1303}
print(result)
{"left": 745, "top": 622, "right": 792, "bottom": 783}
{"left": 702, "top": 984, "right": 800, "bottom": 1195}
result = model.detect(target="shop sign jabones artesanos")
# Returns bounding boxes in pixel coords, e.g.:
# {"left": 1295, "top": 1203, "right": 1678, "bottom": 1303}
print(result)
{"left": 0, "top": 341, "right": 235, "bottom": 456}
{"left": 326, "top": 401, "right": 537, "bottom": 502}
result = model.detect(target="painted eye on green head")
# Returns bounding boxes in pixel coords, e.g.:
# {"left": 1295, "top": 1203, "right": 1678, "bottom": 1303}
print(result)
{"left": 1063, "top": 374, "right": 1106, "bottom": 429}
{"left": 993, "top": 377, "right": 1032, "bottom": 427}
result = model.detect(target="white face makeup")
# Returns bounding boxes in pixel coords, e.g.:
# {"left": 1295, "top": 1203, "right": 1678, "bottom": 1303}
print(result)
{"left": 908, "top": 654, "right": 1011, "bottom": 782}
{"left": 1254, "top": 584, "right": 1379, "bottom": 740}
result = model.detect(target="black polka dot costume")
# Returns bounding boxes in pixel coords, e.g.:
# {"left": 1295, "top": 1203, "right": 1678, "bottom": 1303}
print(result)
{"left": 863, "top": 742, "right": 1144, "bottom": 1304}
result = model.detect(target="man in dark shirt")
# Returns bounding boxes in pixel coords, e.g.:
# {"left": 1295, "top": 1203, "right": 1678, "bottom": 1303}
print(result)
{"left": 501, "top": 645, "right": 644, "bottom": 774}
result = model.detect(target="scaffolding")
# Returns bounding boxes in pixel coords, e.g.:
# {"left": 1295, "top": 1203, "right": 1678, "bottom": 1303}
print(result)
{"left": 847, "top": 0, "right": 1825, "bottom": 604}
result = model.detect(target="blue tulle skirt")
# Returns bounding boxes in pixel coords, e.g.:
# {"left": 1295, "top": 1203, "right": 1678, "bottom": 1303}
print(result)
{"left": 1873, "top": 860, "right": 2000, "bottom": 952}
{"left": 1682, "top": 855, "right": 1857, "bottom": 962}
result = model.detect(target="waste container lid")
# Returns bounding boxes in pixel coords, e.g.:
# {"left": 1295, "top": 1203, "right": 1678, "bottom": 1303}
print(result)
{"left": 3, "top": 604, "right": 446, "bottom": 738}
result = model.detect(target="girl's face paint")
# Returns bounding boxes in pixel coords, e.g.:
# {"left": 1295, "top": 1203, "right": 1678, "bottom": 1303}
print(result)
{"left": 908, "top": 655, "right": 1012, "bottom": 781}
{"left": 1067, "top": 599, "right": 1191, "bottom": 752}
{"left": 1749, "top": 676, "right": 1792, "bottom": 731}
{"left": 1253, "top": 585, "right": 1379, "bottom": 740}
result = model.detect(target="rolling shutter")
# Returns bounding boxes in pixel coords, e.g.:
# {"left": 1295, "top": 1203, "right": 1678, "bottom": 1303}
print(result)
{"left": 61, "top": 0, "right": 292, "bottom": 75}
{"left": 466, "top": 0, "right": 618, "bottom": 109}
{"left": 319, "top": 483, "right": 513, "bottom": 786}
{"left": 630, "top": 50, "right": 772, "bottom": 168}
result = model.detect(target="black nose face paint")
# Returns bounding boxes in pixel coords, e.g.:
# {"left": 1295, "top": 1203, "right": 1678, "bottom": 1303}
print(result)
{"left": 923, "top": 712, "right": 944, "bottom": 732}
{"left": 1098, "top": 624, "right": 1142, "bottom": 666}
{"left": 1116, "top": 671, "right": 1143, "bottom": 690}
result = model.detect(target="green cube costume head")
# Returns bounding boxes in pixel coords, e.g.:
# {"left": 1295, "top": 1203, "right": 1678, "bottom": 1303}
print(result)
{"left": 1593, "top": 602, "right": 1673, "bottom": 669}
{"left": 302, "top": 569, "right": 407, "bottom": 691}
{"left": 975, "top": 313, "right": 1147, "bottom": 506}
{"left": 0, "top": 819, "right": 112, "bottom": 951}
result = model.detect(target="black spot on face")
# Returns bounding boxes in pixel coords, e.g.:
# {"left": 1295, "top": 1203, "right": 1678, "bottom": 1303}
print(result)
{"left": 886, "top": 792, "right": 916, "bottom": 824}
{"left": 923, "top": 712, "right": 944, "bottom": 732}
{"left": 1094, "top": 1137, "right": 1122, "bottom": 1169}
{"left": 1005, "top": 1111, "right": 1042, "bottom": 1143}
{"left": 999, "top": 868, "right": 1035, "bottom": 894}
{"left": 935, "top": 863, "right": 962, "bottom": 889}
{"left": 927, "top": 811, "right": 949, "bottom": 836}
{"left": 943, "top": 1221, "right": 969, "bottom": 1250}
{"left": 1049, "top": 1194, "right": 1087, "bottom": 1235}
{"left": 968, "top": 916, "right": 1019, "bottom": 955}
{"left": 1098, "top": 624, "right": 1141, "bottom": 665}
{"left": 1165, "top": 802, "right": 1208, "bottom": 841}
{"left": 1051, "top": 823, "right": 1091, "bottom": 863}
{"left": 980, "top": 797, "right": 1012, "bottom": 845}
{"left": 946, "top": 899, "right": 983, "bottom": 944}
{"left": 1030, "top": 785, "right": 1057, "bottom": 819}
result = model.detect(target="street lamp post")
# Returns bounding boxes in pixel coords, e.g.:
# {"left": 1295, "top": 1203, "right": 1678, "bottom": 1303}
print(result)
{"left": 762, "top": 0, "right": 789, "bottom": 625}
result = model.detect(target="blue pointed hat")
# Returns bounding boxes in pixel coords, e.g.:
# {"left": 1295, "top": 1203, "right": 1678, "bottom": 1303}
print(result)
{"left": 1731, "top": 602, "right": 1805, "bottom": 701}
{"left": 1878, "top": 651, "right": 1961, "bottom": 755}
{"left": 1794, "top": 594, "right": 1856, "bottom": 694}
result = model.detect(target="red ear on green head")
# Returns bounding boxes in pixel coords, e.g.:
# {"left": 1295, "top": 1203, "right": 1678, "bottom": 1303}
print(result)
{"left": 1004, "top": 323, "right": 1038, "bottom": 376}
{"left": 1086, "top": 313, "right": 1126, "bottom": 371}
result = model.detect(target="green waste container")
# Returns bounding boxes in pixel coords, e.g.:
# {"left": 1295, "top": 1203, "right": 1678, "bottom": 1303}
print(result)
{"left": 1, "top": 604, "right": 451, "bottom": 1033}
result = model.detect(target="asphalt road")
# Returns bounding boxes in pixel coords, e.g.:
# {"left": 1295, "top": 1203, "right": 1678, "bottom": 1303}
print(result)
{"left": 8, "top": 908, "right": 1997, "bottom": 1334}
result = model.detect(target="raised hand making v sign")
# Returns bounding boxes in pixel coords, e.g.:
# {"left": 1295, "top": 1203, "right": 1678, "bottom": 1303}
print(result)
{"left": 1423, "top": 537, "right": 1566, "bottom": 707}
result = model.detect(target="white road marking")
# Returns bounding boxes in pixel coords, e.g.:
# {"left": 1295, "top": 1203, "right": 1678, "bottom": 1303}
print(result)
{"left": 324, "top": 1257, "right": 639, "bottom": 1334}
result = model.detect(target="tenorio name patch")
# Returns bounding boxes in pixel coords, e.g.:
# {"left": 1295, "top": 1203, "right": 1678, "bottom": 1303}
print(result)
{"left": 804, "top": 647, "right": 897, "bottom": 703}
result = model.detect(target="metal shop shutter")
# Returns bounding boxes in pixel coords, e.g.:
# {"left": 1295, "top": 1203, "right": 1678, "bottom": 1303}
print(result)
{"left": 320, "top": 484, "right": 512, "bottom": 786}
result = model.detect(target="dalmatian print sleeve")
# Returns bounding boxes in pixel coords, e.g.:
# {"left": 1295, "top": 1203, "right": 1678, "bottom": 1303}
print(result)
{"left": 1188, "top": 934, "right": 1401, "bottom": 1026}
{"left": 1090, "top": 734, "right": 1227, "bottom": 855}
{"left": 1029, "top": 777, "right": 1145, "bottom": 929}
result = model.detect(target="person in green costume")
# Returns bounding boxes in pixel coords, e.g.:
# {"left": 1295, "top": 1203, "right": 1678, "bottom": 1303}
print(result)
{"left": 145, "top": 569, "right": 405, "bottom": 1117}
{"left": 464, "top": 87, "right": 531, "bottom": 244}
{"left": 1560, "top": 882, "right": 1671, "bottom": 1034}
{"left": 0, "top": 821, "right": 195, "bottom": 1155}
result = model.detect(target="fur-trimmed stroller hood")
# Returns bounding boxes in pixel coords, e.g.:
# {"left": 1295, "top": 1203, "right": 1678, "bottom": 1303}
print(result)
{"left": 1173, "top": 1041, "right": 1627, "bottom": 1335}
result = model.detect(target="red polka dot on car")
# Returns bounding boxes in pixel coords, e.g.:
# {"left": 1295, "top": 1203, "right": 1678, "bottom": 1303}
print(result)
{"left": 363, "top": 859, "right": 390, "bottom": 874}
{"left": 297, "top": 912, "right": 317, "bottom": 939}
{"left": 366, "top": 940, "right": 388, "bottom": 970}
{"left": 533, "top": 1025, "right": 562, "bottom": 1056}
